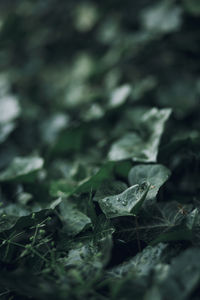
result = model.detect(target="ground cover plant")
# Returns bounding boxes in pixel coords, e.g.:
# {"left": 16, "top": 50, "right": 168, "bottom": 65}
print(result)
{"left": 0, "top": 0, "right": 200, "bottom": 299}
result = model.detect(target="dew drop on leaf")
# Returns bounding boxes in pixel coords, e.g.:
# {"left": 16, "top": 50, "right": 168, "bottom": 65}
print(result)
{"left": 122, "top": 200, "right": 127, "bottom": 206}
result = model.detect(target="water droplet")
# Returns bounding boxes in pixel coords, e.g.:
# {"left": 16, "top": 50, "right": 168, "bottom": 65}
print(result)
{"left": 101, "top": 198, "right": 112, "bottom": 208}
{"left": 102, "top": 198, "right": 107, "bottom": 203}
{"left": 122, "top": 199, "right": 127, "bottom": 206}
{"left": 117, "top": 197, "right": 120, "bottom": 202}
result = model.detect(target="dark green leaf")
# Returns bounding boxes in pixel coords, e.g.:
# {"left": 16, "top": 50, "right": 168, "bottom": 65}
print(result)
{"left": 108, "top": 243, "right": 167, "bottom": 278}
{"left": 98, "top": 182, "right": 150, "bottom": 218}
{"left": 58, "top": 198, "right": 91, "bottom": 236}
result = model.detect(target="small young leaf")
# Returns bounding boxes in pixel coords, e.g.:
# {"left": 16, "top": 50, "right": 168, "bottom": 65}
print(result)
{"left": 98, "top": 182, "right": 150, "bottom": 218}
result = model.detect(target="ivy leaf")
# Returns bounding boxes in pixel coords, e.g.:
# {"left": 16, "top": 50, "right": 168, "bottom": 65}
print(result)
{"left": 75, "top": 161, "right": 115, "bottom": 194}
{"left": 93, "top": 180, "right": 128, "bottom": 202}
{"left": 51, "top": 126, "right": 85, "bottom": 155}
{"left": 140, "top": 2, "right": 182, "bottom": 33}
{"left": 49, "top": 161, "right": 132, "bottom": 198}
{"left": 107, "top": 243, "right": 167, "bottom": 278}
{"left": 108, "top": 84, "right": 131, "bottom": 108}
{"left": 58, "top": 198, "right": 91, "bottom": 236}
{"left": 48, "top": 162, "right": 115, "bottom": 198}
{"left": 49, "top": 179, "right": 77, "bottom": 197}
{"left": 113, "top": 202, "right": 195, "bottom": 245}
{"left": 98, "top": 182, "right": 150, "bottom": 218}
{"left": 58, "top": 214, "right": 114, "bottom": 281}
{"left": 0, "top": 96, "right": 21, "bottom": 124}
{"left": 0, "top": 209, "right": 52, "bottom": 233}
{"left": 153, "top": 248, "right": 200, "bottom": 300}
{"left": 65, "top": 234, "right": 112, "bottom": 272}
{"left": 128, "top": 164, "right": 171, "bottom": 204}
{"left": 108, "top": 108, "right": 171, "bottom": 162}
{"left": 0, "top": 156, "right": 44, "bottom": 182}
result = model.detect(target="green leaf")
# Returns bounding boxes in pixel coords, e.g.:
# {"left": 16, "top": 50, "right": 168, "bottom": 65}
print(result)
{"left": 93, "top": 180, "right": 128, "bottom": 202}
{"left": 58, "top": 198, "right": 91, "bottom": 236}
{"left": 0, "top": 1, "right": 200, "bottom": 299}
{"left": 110, "top": 275, "right": 148, "bottom": 300}
{"left": 75, "top": 162, "right": 115, "bottom": 194}
{"left": 49, "top": 179, "right": 77, "bottom": 197}
{"left": 108, "top": 108, "right": 171, "bottom": 162}
{"left": 108, "top": 243, "right": 167, "bottom": 278}
{"left": 128, "top": 164, "right": 171, "bottom": 204}
{"left": 0, "top": 203, "right": 31, "bottom": 218}
{"left": 58, "top": 215, "right": 114, "bottom": 282}
{"left": 108, "top": 84, "right": 131, "bottom": 108}
{"left": 140, "top": 2, "right": 182, "bottom": 33}
{"left": 0, "top": 209, "right": 51, "bottom": 233}
{"left": 0, "top": 214, "right": 19, "bottom": 233}
{"left": 0, "top": 156, "right": 44, "bottom": 182}
{"left": 153, "top": 248, "right": 200, "bottom": 300}
{"left": 65, "top": 234, "right": 112, "bottom": 271}
{"left": 114, "top": 160, "right": 133, "bottom": 180}
{"left": 0, "top": 95, "right": 21, "bottom": 124}
{"left": 0, "top": 123, "right": 16, "bottom": 144}
{"left": 98, "top": 182, "right": 150, "bottom": 218}
{"left": 114, "top": 202, "right": 194, "bottom": 245}
{"left": 0, "top": 269, "right": 65, "bottom": 300}
{"left": 51, "top": 126, "right": 85, "bottom": 155}
{"left": 183, "top": 0, "right": 200, "bottom": 15}
{"left": 49, "top": 162, "right": 116, "bottom": 198}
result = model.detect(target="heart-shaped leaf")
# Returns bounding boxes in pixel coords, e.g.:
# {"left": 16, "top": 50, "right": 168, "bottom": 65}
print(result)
{"left": 108, "top": 108, "right": 171, "bottom": 162}
{"left": 98, "top": 182, "right": 150, "bottom": 218}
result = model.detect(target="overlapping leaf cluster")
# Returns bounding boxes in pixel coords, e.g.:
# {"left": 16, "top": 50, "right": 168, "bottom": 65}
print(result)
{"left": 0, "top": 0, "right": 200, "bottom": 299}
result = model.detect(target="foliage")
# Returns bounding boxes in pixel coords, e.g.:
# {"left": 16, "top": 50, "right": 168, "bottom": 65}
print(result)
{"left": 0, "top": 0, "right": 200, "bottom": 299}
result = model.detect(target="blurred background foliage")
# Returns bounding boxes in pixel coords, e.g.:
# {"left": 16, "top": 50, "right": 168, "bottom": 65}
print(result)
{"left": 0, "top": 0, "right": 200, "bottom": 202}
